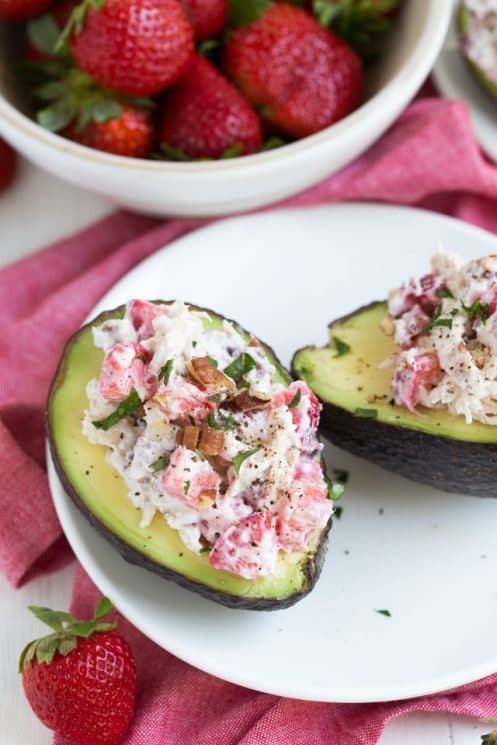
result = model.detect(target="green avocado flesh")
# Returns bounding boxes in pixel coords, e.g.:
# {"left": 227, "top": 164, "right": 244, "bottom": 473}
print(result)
{"left": 293, "top": 302, "right": 497, "bottom": 498}
{"left": 294, "top": 302, "right": 497, "bottom": 443}
{"left": 47, "top": 304, "right": 329, "bottom": 610}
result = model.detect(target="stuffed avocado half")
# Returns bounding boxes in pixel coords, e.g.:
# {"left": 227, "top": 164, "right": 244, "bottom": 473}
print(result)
{"left": 47, "top": 301, "right": 335, "bottom": 610}
{"left": 293, "top": 250, "right": 497, "bottom": 497}
{"left": 458, "top": 1, "right": 497, "bottom": 101}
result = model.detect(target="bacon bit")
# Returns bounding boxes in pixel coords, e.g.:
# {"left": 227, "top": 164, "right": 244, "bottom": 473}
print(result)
{"left": 248, "top": 337, "right": 261, "bottom": 348}
{"left": 226, "top": 390, "right": 271, "bottom": 412}
{"left": 199, "top": 490, "right": 216, "bottom": 510}
{"left": 380, "top": 316, "right": 395, "bottom": 336}
{"left": 178, "top": 426, "right": 201, "bottom": 450}
{"left": 187, "top": 357, "right": 235, "bottom": 392}
{"left": 198, "top": 428, "right": 225, "bottom": 456}
{"left": 475, "top": 357, "right": 485, "bottom": 370}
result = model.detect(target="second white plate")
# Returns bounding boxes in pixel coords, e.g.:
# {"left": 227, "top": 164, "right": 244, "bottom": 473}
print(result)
{"left": 434, "top": 3, "right": 497, "bottom": 163}
{"left": 48, "top": 204, "right": 497, "bottom": 703}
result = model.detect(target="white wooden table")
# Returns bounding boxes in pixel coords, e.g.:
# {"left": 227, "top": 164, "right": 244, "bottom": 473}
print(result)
{"left": 0, "top": 159, "right": 492, "bottom": 745}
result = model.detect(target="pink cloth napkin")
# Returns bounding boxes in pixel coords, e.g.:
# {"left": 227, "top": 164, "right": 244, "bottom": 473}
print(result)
{"left": 3, "top": 94, "right": 497, "bottom": 743}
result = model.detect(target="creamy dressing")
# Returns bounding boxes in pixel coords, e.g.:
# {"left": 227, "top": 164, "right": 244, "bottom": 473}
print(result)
{"left": 386, "top": 249, "right": 497, "bottom": 424}
{"left": 83, "top": 300, "right": 332, "bottom": 579}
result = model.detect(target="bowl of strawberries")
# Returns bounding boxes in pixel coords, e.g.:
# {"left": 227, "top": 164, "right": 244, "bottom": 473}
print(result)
{"left": 0, "top": 0, "right": 451, "bottom": 217}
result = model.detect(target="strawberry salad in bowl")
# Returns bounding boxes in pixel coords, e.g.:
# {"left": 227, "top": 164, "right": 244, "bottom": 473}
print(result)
{"left": 83, "top": 299, "right": 335, "bottom": 582}
{"left": 383, "top": 249, "right": 497, "bottom": 424}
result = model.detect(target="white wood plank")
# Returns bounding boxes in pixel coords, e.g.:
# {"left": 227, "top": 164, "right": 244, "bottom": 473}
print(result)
{"left": 380, "top": 712, "right": 450, "bottom": 744}
{"left": 451, "top": 713, "right": 497, "bottom": 744}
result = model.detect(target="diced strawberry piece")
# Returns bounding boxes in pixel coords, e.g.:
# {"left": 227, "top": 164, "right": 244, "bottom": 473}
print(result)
{"left": 392, "top": 352, "right": 442, "bottom": 412}
{"left": 393, "top": 304, "right": 430, "bottom": 350}
{"left": 389, "top": 274, "right": 445, "bottom": 318}
{"left": 276, "top": 459, "right": 332, "bottom": 552}
{"left": 272, "top": 381, "right": 321, "bottom": 450}
{"left": 127, "top": 300, "right": 163, "bottom": 340}
{"left": 162, "top": 446, "right": 220, "bottom": 508}
{"left": 154, "top": 374, "right": 215, "bottom": 423}
{"left": 209, "top": 510, "right": 277, "bottom": 579}
{"left": 99, "top": 342, "right": 156, "bottom": 402}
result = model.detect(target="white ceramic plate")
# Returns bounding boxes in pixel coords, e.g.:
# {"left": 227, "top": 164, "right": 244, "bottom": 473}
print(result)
{"left": 433, "top": 2, "right": 497, "bottom": 163}
{"left": 47, "top": 204, "right": 497, "bottom": 703}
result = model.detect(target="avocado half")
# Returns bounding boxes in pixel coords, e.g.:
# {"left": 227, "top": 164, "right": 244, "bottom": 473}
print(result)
{"left": 458, "top": 2, "right": 497, "bottom": 101}
{"left": 47, "top": 303, "right": 331, "bottom": 611}
{"left": 292, "top": 302, "right": 497, "bottom": 497}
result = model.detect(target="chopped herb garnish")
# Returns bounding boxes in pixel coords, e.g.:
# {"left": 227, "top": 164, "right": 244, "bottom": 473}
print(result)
{"left": 327, "top": 481, "right": 345, "bottom": 501}
{"left": 150, "top": 454, "right": 169, "bottom": 472}
{"left": 461, "top": 299, "right": 490, "bottom": 323}
{"left": 208, "top": 394, "right": 222, "bottom": 403}
{"left": 375, "top": 609, "right": 392, "bottom": 617}
{"left": 224, "top": 353, "right": 255, "bottom": 380}
{"left": 354, "top": 408, "right": 378, "bottom": 419}
{"left": 192, "top": 340, "right": 197, "bottom": 348}
{"left": 288, "top": 389, "right": 302, "bottom": 408}
{"left": 208, "top": 410, "right": 236, "bottom": 431}
{"left": 194, "top": 449, "right": 206, "bottom": 461}
{"left": 482, "top": 719, "right": 497, "bottom": 725}
{"left": 334, "top": 506, "right": 343, "bottom": 519}
{"left": 199, "top": 547, "right": 210, "bottom": 554}
{"left": 93, "top": 388, "right": 141, "bottom": 431}
{"left": 207, "top": 356, "right": 218, "bottom": 368}
{"left": 450, "top": 309, "right": 459, "bottom": 316}
{"left": 232, "top": 448, "right": 259, "bottom": 473}
{"left": 332, "top": 468, "right": 349, "bottom": 484}
{"left": 436, "top": 286, "right": 453, "bottom": 299}
{"left": 420, "top": 304, "right": 453, "bottom": 334}
{"left": 184, "top": 480, "right": 190, "bottom": 495}
{"left": 332, "top": 336, "right": 351, "bottom": 358}
{"left": 159, "top": 359, "right": 173, "bottom": 384}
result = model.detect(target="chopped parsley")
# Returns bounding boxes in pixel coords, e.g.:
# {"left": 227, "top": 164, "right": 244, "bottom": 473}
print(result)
{"left": 288, "top": 389, "right": 301, "bottom": 408}
{"left": 420, "top": 304, "right": 453, "bottom": 335}
{"left": 334, "top": 506, "right": 343, "bottom": 519}
{"left": 184, "top": 480, "right": 190, "bottom": 495}
{"left": 150, "top": 454, "right": 169, "bottom": 472}
{"left": 332, "top": 468, "right": 349, "bottom": 484}
{"left": 436, "top": 286, "right": 453, "bottom": 299}
{"left": 93, "top": 388, "right": 141, "bottom": 431}
{"left": 207, "top": 394, "right": 221, "bottom": 403}
{"left": 199, "top": 547, "right": 210, "bottom": 554}
{"left": 354, "top": 408, "right": 378, "bottom": 419}
{"left": 158, "top": 359, "right": 174, "bottom": 384}
{"left": 192, "top": 340, "right": 197, "bottom": 348}
{"left": 194, "top": 449, "right": 206, "bottom": 462}
{"left": 332, "top": 336, "right": 351, "bottom": 358}
{"left": 207, "top": 356, "right": 218, "bottom": 368}
{"left": 232, "top": 448, "right": 259, "bottom": 473}
{"left": 461, "top": 299, "right": 490, "bottom": 324}
{"left": 375, "top": 609, "right": 392, "bottom": 617}
{"left": 224, "top": 353, "right": 255, "bottom": 380}
{"left": 208, "top": 410, "right": 236, "bottom": 431}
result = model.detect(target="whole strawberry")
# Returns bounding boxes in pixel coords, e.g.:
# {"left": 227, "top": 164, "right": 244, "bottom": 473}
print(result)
{"left": 20, "top": 597, "right": 136, "bottom": 745}
{"left": 0, "top": 0, "right": 53, "bottom": 20}
{"left": 0, "top": 138, "right": 17, "bottom": 193}
{"left": 223, "top": 1, "right": 363, "bottom": 139}
{"left": 160, "top": 54, "right": 262, "bottom": 159}
{"left": 64, "top": 0, "right": 194, "bottom": 96}
{"left": 181, "top": 0, "right": 228, "bottom": 40}
{"left": 64, "top": 103, "right": 155, "bottom": 157}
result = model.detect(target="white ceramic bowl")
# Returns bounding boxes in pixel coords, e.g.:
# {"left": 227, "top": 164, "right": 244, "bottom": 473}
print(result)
{"left": 0, "top": 2, "right": 452, "bottom": 217}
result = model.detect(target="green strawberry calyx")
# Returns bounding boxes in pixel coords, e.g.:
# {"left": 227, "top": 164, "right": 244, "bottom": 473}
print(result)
{"left": 313, "top": 0, "right": 400, "bottom": 57}
{"left": 228, "top": 0, "right": 272, "bottom": 28}
{"left": 19, "top": 596, "right": 116, "bottom": 673}
{"left": 24, "top": 62, "right": 154, "bottom": 133}
{"left": 55, "top": 0, "right": 105, "bottom": 52}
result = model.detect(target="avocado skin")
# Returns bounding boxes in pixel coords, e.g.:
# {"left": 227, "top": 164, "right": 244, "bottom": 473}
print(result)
{"left": 317, "top": 400, "right": 497, "bottom": 497}
{"left": 292, "top": 302, "right": 497, "bottom": 498}
{"left": 47, "top": 303, "right": 332, "bottom": 611}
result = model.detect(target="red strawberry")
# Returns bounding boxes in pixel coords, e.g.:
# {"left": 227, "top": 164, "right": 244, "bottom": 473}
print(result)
{"left": 223, "top": 2, "right": 363, "bottom": 139}
{"left": 181, "top": 0, "right": 228, "bottom": 40}
{"left": 32, "top": 65, "right": 156, "bottom": 158}
{"left": 160, "top": 54, "right": 262, "bottom": 159}
{"left": 65, "top": 0, "right": 195, "bottom": 96}
{"left": 0, "top": 138, "right": 17, "bottom": 193}
{"left": 64, "top": 104, "right": 155, "bottom": 157}
{"left": 20, "top": 598, "right": 136, "bottom": 745}
{"left": 0, "top": 0, "right": 53, "bottom": 20}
